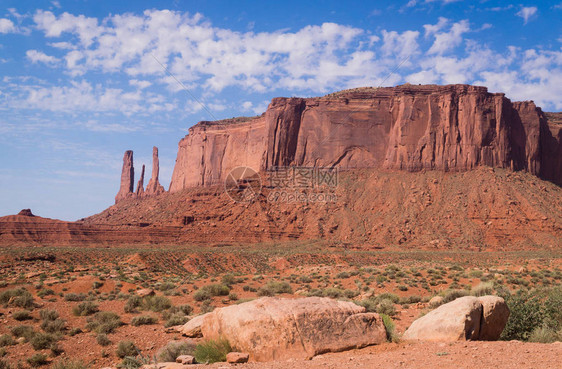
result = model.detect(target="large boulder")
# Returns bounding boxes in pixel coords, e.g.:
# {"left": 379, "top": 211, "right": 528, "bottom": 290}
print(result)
{"left": 187, "top": 296, "right": 386, "bottom": 361}
{"left": 402, "top": 295, "right": 509, "bottom": 342}
{"left": 478, "top": 295, "right": 510, "bottom": 340}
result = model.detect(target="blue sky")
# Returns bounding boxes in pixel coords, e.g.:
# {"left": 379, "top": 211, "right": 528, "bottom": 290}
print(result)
{"left": 0, "top": 0, "right": 561, "bottom": 221}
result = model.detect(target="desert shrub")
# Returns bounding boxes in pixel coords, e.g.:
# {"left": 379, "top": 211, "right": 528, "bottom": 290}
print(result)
{"left": 164, "top": 314, "right": 189, "bottom": 327}
{"left": 64, "top": 293, "right": 86, "bottom": 302}
{"left": 441, "top": 289, "right": 469, "bottom": 304}
{"left": 27, "top": 353, "right": 48, "bottom": 367}
{"left": 92, "top": 281, "right": 104, "bottom": 289}
{"left": 39, "top": 309, "right": 59, "bottom": 321}
{"left": 470, "top": 282, "right": 494, "bottom": 297}
{"left": 41, "top": 318, "right": 66, "bottom": 334}
{"left": 381, "top": 314, "right": 399, "bottom": 343}
{"left": 528, "top": 325, "right": 561, "bottom": 343}
{"left": 162, "top": 304, "right": 193, "bottom": 319}
{"left": 400, "top": 295, "right": 422, "bottom": 304}
{"left": 68, "top": 328, "right": 82, "bottom": 336}
{"left": 228, "top": 292, "right": 239, "bottom": 301}
{"left": 377, "top": 293, "right": 400, "bottom": 304}
{"left": 377, "top": 299, "right": 396, "bottom": 316}
{"left": 30, "top": 333, "right": 58, "bottom": 350}
{"left": 117, "top": 357, "right": 144, "bottom": 369}
{"left": 0, "top": 289, "right": 34, "bottom": 309}
{"left": 0, "top": 335, "right": 14, "bottom": 347}
{"left": 194, "top": 338, "right": 231, "bottom": 364}
{"left": 257, "top": 281, "right": 292, "bottom": 297}
{"left": 116, "top": 341, "right": 137, "bottom": 358}
{"left": 86, "top": 311, "right": 123, "bottom": 334}
{"left": 50, "top": 342, "right": 64, "bottom": 356}
{"left": 72, "top": 302, "right": 99, "bottom": 316}
{"left": 11, "top": 325, "right": 36, "bottom": 341}
{"left": 500, "top": 290, "right": 544, "bottom": 341}
{"left": 51, "top": 360, "right": 88, "bottom": 369}
{"left": 142, "top": 295, "right": 171, "bottom": 312}
{"left": 157, "top": 341, "right": 196, "bottom": 362}
{"left": 0, "top": 360, "right": 12, "bottom": 369}
{"left": 158, "top": 282, "right": 176, "bottom": 292}
{"left": 96, "top": 333, "right": 111, "bottom": 346}
{"left": 124, "top": 295, "right": 142, "bottom": 313}
{"left": 12, "top": 310, "right": 32, "bottom": 321}
{"left": 193, "top": 289, "right": 212, "bottom": 301}
{"left": 543, "top": 287, "right": 562, "bottom": 331}
{"left": 131, "top": 315, "right": 158, "bottom": 326}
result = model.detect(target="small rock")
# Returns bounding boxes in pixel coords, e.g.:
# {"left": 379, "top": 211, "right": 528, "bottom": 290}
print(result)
{"left": 136, "top": 288, "right": 155, "bottom": 297}
{"left": 176, "top": 355, "right": 195, "bottom": 364}
{"left": 226, "top": 352, "right": 249, "bottom": 363}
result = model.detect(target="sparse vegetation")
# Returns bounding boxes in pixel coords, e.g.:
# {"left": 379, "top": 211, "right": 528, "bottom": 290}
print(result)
{"left": 194, "top": 338, "right": 232, "bottom": 364}
{"left": 157, "top": 341, "right": 196, "bottom": 362}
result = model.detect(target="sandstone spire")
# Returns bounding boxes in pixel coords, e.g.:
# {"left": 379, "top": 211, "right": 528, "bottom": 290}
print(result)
{"left": 145, "top": 146, "right": 165, "bottom": 196}
{"left": 135, "top": 164, "right": 145, "bottom": 197}
{"left": 115, "top": 150, "right": 134, "bottom": 203}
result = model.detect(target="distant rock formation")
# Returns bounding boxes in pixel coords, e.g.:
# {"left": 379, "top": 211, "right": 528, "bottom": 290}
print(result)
{"left": 115, "top": 150, "right": 134, "bottom": 203}
{"left": 115, "top": 147, "right": 166, "bottom": 203}
{"left": 145, "top": 146, "right": 165, "bottom": 196}
{"left": 135, "top": 164, "right": 145, "bottom": 197}
{"left": 169, "top": 84, "right": 562, "bottom": 191}
{"left": 18, "top": 209, "right": 35, "bottom": 217}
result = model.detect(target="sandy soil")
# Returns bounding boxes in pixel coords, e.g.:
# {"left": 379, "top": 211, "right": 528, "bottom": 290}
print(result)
{"left": 191, "top": 341, "right": 562, "bottom": 369}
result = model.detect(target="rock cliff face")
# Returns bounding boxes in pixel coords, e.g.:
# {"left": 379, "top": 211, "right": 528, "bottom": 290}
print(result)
{"left": 135, "top": 164, "right": 145, "bottom": 197}
{"left": 169, "top": 84, "right": 562, "bottom": 191}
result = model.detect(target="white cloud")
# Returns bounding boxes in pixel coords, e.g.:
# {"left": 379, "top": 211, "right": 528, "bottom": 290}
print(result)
{"left": 0, "top": 18, "right": 15, "bottom": 33}
{"left": 426, "top": 19, "right": 470, "bottom": 54}
{"left": 26, "top": 49, "right": 59, "bottom": 65}
{"left": 516, "top": 6, "right": 538, "bottom": 24}
{"left": 129, "top": 79, "right": 152, "bottom": 89}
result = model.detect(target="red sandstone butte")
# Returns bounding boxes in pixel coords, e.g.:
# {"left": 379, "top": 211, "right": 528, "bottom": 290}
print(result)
{"left": 169, "top": 84, "right": 562, "bottom": 192}
{"left": 135, "top": 164, "right": 145, "bottom": 197}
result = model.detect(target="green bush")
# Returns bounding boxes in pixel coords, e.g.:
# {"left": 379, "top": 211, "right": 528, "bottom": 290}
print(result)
{"left": 164, "top": 314, "right": 189, "bottom": 328}
{"left": 157, "top": 341, "right": 196, "bottom": 362}
{"left": 194, "top": 338, "right": 231, "bottom": 364}
{"left": 0, "top": 335, "right": 14, "bottom": 347}
{"left": 96, "top": 333, "right": 111, "bottom": 346}
{"left": 528, "top": 325, "right": 561, "bottom": 343}
{"left": 116, "top": 341, "right": 137, "bottom": 358}
{"left": 381, "top": 314, "right": 399, "bottom": 343}
{"left": 30, "top": 333, "right": 58, "bottom": 350}
{"left": 72, "top": 302, "right": 99, "bottom": 316}
{"left": 51, "top": 360, "right": 88, "bottom": 369}
{"left": 0, "top": 359, "right": 12, "bottom": 369}
{"left": 12, "top": 310, "right": 32, "bottom": 321}
{"left": 86, "top": 311, "right": 123, "bottom": 334}
{"left": 500, "top": 290, "right": 544, "bottom": 341}
{"left": 11, "top": 325, "right": 36, "bottom": 341}
{"left": 27, "top": 353, "right": 48, "bottom": 367}
{"left": 257, "top": 281, "right": 292, "bottom": 297}
{"left": 377, "top": 299, "right": 397, "bottom": 316}
{"left": 142, "top": 295, "right": 171, "bottom": 312}
{"left": 124, "top": 295, "right": 142, "bottom": 313}
{"left": 470, "top": 282, "right": 494, "bottom": 297}
{"left": 39, "top": 309, "right": 59, "bottom": 321}
{"left": 131, "top": 315, "right": 158, "bottom": 326}
{"left": 40, "top": 318, "right": 66, "bottom": 334}
{"left": 441, "top": 289, "right": 469, "bottom": 304}
{"left": 64, "top": 293, "right": 86, "bottom": 302}
{"left": 0, "top": 289, "right": 34, "bottom": 309}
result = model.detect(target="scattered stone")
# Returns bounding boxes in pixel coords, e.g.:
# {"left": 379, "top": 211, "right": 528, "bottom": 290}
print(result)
{"left": 176, "top": 355, "right": 195, "bottom": 364}
{"left": 226, "top": 352, "right": 249, "bottom": 363}
{"left": 136, "top": 288, "right": 155, "bottom": 297}
{"left": 178, "top": 313, "right": 209, "bottom": 338}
